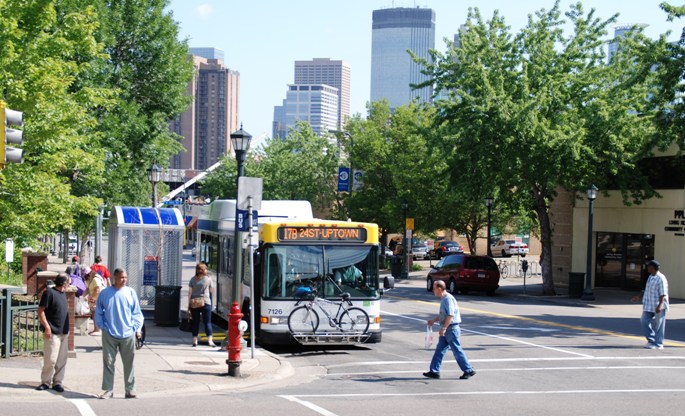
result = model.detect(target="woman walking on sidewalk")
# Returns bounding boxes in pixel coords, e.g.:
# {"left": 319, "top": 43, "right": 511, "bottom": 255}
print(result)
{"left": 188, "top": 262, "right": 216, "bottom": 347}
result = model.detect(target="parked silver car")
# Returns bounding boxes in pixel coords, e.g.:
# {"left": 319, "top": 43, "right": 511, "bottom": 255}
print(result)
{"left": 411, "top": 244, "right": 429, "bottom": 260}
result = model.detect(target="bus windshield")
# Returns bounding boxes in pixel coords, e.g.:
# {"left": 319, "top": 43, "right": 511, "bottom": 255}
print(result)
{"left": 263, "top": 245, "right": 379, "bottom": 299}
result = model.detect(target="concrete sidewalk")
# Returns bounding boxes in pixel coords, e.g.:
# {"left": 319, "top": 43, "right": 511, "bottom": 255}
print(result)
{"left": 0, "top": 254, "right": 293, "bottom": 400}
{"left": 0, "top": 316, "right": 293, "bottom": 400}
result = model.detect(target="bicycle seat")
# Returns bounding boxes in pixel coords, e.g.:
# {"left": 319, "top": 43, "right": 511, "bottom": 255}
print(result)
{"left": 340, "top": 292, "right": 351, "bottom": 301}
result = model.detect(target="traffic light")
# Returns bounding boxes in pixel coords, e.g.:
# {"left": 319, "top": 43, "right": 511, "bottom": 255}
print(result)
{"left": 0, "top": 101, "right": 25, "bottom": 169}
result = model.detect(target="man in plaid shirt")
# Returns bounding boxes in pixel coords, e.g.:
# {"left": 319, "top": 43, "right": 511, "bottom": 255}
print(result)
{"left": 634, "top": 260, "right": 669, "bottom": 349}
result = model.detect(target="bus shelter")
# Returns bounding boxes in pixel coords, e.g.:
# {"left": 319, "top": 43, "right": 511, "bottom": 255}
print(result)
{"left": 108, "top": 206, "right": 184, "bottom": 308}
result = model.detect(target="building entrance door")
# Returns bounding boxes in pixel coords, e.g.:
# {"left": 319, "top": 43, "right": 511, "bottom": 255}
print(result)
{"left": 595, "top": 232, "right": 654, "bottom": 290}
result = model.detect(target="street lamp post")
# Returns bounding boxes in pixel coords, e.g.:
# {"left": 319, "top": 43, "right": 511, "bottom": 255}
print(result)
{"left": 582, "top": 184, "right": 598, "bottom": 301}
{"left": 147, "top": 163, "right": 162, "bottom": 207}
{"left": 230, "top": 125, "right": 252, "bottom": 307}
{"left": 400, "top": 199, "right": 409, "bottom": 279}
{"left": 485, "top": 197, "right": 493, "bottom": 257}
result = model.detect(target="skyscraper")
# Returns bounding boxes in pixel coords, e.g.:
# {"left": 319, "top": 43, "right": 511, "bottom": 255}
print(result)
{"left": 282, "top": 84, "right": 339, "bottom": 137}
{"left": 273, "top": 58, "right": 349, "bottom": 139}
{"left": 370, "top": 7, "right": 435, "bottom": 110}
{"left": 294, "top": 58, "right": 351, "bottom": 129}
{"left": 170, "top": 48, "right": 240, "bottom": 171}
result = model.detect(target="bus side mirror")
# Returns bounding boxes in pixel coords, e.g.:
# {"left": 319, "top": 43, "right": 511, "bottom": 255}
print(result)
{"left": 384, "top": 275, "right": 395, "bottom": 290}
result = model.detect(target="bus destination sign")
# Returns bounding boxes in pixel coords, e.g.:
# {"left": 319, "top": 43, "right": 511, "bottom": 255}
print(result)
{"left": 278, "top": 226, "right": 367, "bottom": 242}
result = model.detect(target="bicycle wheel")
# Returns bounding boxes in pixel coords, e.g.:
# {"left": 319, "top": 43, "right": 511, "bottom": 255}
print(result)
{"left": 338, "top": 307, "right": 370, "bottom": 333}
{"left": 288, "top": 306, "right": 319, "bottom": 333}
{"left": 500, "top": 263, "right": 509, "bottom": 279}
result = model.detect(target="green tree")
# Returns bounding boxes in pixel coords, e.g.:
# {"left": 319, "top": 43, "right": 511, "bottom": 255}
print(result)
{"left": 0, "top": 0, "right": 112, "bottom": 249}
{"left": 0, "top": 0, "right": 193, "bottom": 254}
{"left": 344, "top": 101, "right": 440, "bottom": 245}
{"left": 419, "top": 2, "right": 657, "bottom": 294}
{"left": 201, "top": 123, "right": 339, "bottom": 214}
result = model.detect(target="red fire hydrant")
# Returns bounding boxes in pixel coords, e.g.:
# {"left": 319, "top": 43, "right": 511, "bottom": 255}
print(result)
{"left": 227, "top": 301, "right": 243, "bottom": 376}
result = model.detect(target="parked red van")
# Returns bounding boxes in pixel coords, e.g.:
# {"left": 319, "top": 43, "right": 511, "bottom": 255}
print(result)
{"left": 426, "top": 254, "right": 500, "bottom": 296}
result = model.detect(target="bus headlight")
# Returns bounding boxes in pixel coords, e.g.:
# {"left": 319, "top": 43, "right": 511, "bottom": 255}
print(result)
{"left": 269, "top": 316, "right": 288, "bottom": 325}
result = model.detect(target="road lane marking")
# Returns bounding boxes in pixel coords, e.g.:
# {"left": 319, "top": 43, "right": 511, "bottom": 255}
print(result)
{"left": 382, "top": 311, "right": 594, "bottom": 358}
{"left": 326, "top": 366, "right": 685, "bottom": 376}
{"left": 280, "top": 395, "right": 339, "bottom": 416}
{"left": 285, "top": 389, "right": 685, "bottom": 399}
{"left": 480, "top": 325, "right": 558, "bottom": 332}
{"left": 69, "top": 399, "right": 96, "bottom": 416}
{"left": 383, "top": 295, "right": 685, "bottom": 347}
{"left": 465, "top": 328, "right": 595, "bottom": 357}
{"left": 325, "top": 356, "right": 685, "bottom": 368}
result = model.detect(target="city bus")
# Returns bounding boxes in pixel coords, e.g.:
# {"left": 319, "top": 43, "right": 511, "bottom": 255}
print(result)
{"left": 196, "top": 200, "right": 384, "bottom": 345}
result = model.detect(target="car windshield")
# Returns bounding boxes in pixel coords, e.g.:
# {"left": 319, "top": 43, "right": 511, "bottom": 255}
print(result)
{"left": 505, "top": 240, "right": 516, "bottom": 244}
{"left": 262, "top": 245, "right": 379, "bottom": 300}
{"left": 442, "top": 242, "right": 456, "bottom": 247}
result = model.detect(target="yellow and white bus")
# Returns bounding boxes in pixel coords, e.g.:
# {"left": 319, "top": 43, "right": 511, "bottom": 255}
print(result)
{"left": 196, "top": 200, "right": 384, "bottom": 345}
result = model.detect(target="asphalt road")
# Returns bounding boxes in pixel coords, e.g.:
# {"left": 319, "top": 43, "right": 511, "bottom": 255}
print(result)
{"left": 3, "top": 255, "right": 683, "bottom": 415}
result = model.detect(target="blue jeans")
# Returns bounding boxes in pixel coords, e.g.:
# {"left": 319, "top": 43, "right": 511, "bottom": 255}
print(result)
{"left": 641, "top": 310, "right": 666, "bottom": 347}
{"left": 429, "top": 325, "right": 473, "bottom": 374}
{"left": 190, "top": 303, "right": 213, "bottom": 337}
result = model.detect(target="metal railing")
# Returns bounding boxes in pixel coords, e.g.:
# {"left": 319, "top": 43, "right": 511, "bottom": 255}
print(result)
{"left": 1, "top": 288, "right": 42, "bottom": 358}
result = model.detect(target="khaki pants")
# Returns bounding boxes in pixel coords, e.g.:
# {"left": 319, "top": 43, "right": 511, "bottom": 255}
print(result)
{"left": 41, "top": 333, "right": 68, "bottom": 386}
{"left": 101, "top": 331, "right": 136, "bottom": 393}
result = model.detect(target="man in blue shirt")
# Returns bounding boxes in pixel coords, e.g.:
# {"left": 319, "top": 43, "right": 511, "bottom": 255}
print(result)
{"left": 423, "top": 280, "right": 476, "bottom": 380}
{"left": 94, "top": 268, "right": 144, "bottom": 399}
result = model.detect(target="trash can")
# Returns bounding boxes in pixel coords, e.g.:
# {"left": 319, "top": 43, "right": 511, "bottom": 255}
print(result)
{"left": 154, "top": 285, "right": 182, "bottom": 326}
{"left": 390, "top": 256, "right": 403, "bottom": 278}
{"left": 568, "top": 272, "right": 585, "bottom": 298}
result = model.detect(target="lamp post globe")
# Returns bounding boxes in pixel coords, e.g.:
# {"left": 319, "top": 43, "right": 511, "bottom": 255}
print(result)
{"left": 147, "top": 163, "right": 162, "bottom": 207}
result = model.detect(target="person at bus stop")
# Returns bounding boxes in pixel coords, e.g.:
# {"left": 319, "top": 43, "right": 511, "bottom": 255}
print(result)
{"left": 423, "top": 280, "right": 476, "bottom": 380}
{"left": 91, "top": 255, "right": 111, "bottom": 286}
{"left": 85, "top": 266, "right": 107, "bottom": 336}
{"left": 188, "top": 262, "right": 216, "bottom": 348}
{"left": 94, "top": 268, "right": 144, "bottom": 399}
{"left": 36, "top": 273, "right": 70, "bottom": 393}
{"left": 632, "top": 260, "right": 669, "bottom": 349}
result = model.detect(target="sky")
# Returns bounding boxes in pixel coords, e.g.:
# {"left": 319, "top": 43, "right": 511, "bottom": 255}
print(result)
{"left": 167, "top": 0, "right": 683, "bottom": 146}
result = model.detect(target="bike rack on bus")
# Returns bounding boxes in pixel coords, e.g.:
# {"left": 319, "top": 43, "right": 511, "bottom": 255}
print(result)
{"left": 290, "top": 331, "right": 371, "bottom": 345}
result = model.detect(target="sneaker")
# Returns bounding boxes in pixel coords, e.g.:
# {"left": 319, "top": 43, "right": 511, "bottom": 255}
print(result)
{"left": 422, "top": 371, "right": 440, "bottom": 379}
{"left": 646, "top": 344, "right": 659, "bottom": 349}
{"left": 644, "top": 342, "right": 656, "bottom": 349}
{"left": 460, "top": 370, "right": 477, "bottom": 379}
{"left": 35, "top": 383, "right": 50, "bottom": 391}
{"left": 208, "top": 342, "right": 217, "bottom": 348}
{"left": 656, "top": 345, "right": 664, "bottom": 350}
{"left": 98, "top": 390, "right": 113, "bottom": 399}
{"left": 125, "top": 392, "right": 137, "bottom": 399}
{"left": 52, "top": 384, "right": 64, "bottom": 393}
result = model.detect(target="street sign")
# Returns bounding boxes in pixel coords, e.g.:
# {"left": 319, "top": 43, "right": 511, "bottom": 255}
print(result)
{"left": 237, "top": 176, "right": 263, "bottom": 210}
{"left": 5, "top": 238, "right": 13, "bottom": 263}
{"left": 406, "top": 218, "right": 415, "bottom": 230}
{"left": 337, "top": 167, "right": 350, "bottom": 192}
{"left": 236, "top": 209, "right": 258, "bottom": 232}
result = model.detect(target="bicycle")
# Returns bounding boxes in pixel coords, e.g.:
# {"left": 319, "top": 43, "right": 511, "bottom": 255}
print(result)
{"left": 496, "top": 259, "right": 510, "bottom": 279}
{"left": 287, "top": 276, "right": 370, "bottom": 335}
